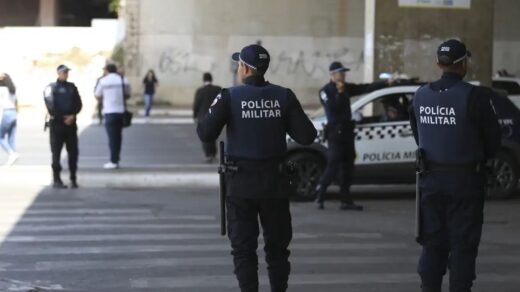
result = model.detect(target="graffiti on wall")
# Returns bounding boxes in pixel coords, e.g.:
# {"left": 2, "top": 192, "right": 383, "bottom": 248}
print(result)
{"left": 157, "top": 48, "right": 216, "bottom": 76}
{"left": 270, "top": 47, "right": 364, "bottom": 78}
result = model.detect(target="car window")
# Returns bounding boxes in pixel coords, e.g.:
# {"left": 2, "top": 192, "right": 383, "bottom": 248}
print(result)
{"left": 493, "top": 81, "right": 520, "bottom": 95}
{"left": 355, "top": 93, "right": 413, "bottom": 124}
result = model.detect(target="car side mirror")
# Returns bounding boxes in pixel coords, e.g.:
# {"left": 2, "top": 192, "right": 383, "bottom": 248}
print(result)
{"left": 353, "top": 111, "right": 363, "bottom": 123}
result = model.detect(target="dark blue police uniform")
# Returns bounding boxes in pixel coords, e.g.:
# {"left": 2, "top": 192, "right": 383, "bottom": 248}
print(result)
{"left": 44, "top": 65, "right": 82, "bottom": 188}
{"left": 197, "top": 44, "right": 317, "bottom": 292}
{"left": 409, "top": 40, "right": 501, "bottom": 292}
{"left": 315, "top": 61, "right": 388, "bottom": 210}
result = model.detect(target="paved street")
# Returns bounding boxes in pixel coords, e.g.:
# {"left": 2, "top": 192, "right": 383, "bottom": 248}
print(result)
{"left": 0, "top": 109, "right": 519, "bottom": 291}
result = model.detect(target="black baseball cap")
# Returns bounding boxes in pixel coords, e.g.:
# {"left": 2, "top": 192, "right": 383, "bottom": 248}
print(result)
{"left": 329, "top": 61, "right": 350, "bottom": 73}
{"left": 57, "top": 64, "right": 71, "bottom": 73}
{"left": 232, "top": 44, "right": 270, "bottom": 74}
{"left": 437, "top": 39, "right": 472, "bottom": 65}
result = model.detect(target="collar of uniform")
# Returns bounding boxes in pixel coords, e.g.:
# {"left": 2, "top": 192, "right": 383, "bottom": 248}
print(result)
{"left": 441, "top": 72, "right": 463, "bottom": 81}
{"left": 243, "top": 75, "right": 267, "bottom": 86}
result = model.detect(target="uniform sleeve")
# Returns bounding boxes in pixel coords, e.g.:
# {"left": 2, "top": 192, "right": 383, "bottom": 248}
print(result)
{"left": 196, "top": 89, "right": 229, "bottom": 143}
{"left": 347, "top": 81, "right": 388, "bottom": 96}
{"left": 286, "top": 90, "right": 317, "bottom": 145}
{"left": 470, "top": 87, "right": 501, "bottom": 159}
{"left": 73, "top": 84, "right": 83, "bottom": 115}
{"left": 193, "top": 89, "right": 202, "bottom": 119}
{"left": 409, "top": 100, "right": 419, "bottom": 146}
{"left": 43, "top": 84, "right": 55, "bottom": 115}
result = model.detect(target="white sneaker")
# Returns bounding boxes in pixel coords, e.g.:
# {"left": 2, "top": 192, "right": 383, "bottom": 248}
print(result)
{"left": 103, "top": 162, "right": 119, "bottom": 169}
{"left": 6, "top": 152, "right": 19, "bottom": 166}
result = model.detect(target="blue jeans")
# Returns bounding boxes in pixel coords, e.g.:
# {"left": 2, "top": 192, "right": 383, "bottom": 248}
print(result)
{"left": 0, "top": 109, "right": 17, "bottom": 153}
{"left": 144, "top": 94, "right": 154, "bottom": 117}
{"left": 104, "top": 113, "right": 124, "bottom": 164}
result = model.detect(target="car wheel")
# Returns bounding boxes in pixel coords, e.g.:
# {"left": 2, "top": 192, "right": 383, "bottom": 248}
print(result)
{"left": 286, "top": 152, "right": 325, "bottom": 201}
{"left": 487, "top": 151, "right": 519, "bottom": 199}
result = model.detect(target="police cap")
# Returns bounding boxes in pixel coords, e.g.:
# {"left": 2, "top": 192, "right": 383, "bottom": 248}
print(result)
{"left": 329, "top": 61, "right": 350, "bottom": 73}
{"left": 232, "top": 44, "right": 270, "bottom": 74}
{"left": 437, "top": 39, "right": 472, "bottom": 66}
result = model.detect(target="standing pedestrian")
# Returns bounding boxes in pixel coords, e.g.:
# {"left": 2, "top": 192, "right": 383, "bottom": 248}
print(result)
{"left": 43, "top": 65, "right": 82, "bottom": 188}
{"left": 0, "top": 72, "right": 19, "bottom": 165}
{"left": 193, "top": 72, "right": 222, "bottom": 163}
{"left": 197, "top": 44, "right": 317, "bottom": 292}
{"left": 95, "top": 63, "right": 131, "bottom": 169}
{"left": 409, "top": 39, "right": 501, "bottom": 292}
{"left": 315, "top": 61, "right": 394, "bottom": 210}
{"left": 142, "top": 69, "right": 158, "bottom": 117}
{"left": 95, "top": 66, "right": 108, "bottom": 125}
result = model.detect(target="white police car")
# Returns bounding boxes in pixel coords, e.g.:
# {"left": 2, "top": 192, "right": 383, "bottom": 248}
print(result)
{"left": 286, "top": 85, "right": 520, "bottom": 200}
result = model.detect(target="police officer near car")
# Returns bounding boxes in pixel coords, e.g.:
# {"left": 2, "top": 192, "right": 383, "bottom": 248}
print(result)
{"left": 409, "top": 39, "right": 501, "bottom": 292}
{"left": 197, "top": 44, "right": 317, "bottom": 292}
{"left": 44, "top": 65, "right": 82, "bottom": 189}
{"left": 315, "top": 61, "right": 394, "bottom": 210}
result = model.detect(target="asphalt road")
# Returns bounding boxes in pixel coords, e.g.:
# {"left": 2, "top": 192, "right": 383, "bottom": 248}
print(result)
{"left": 0, "top": 109, "right": 519, "bottom": 291}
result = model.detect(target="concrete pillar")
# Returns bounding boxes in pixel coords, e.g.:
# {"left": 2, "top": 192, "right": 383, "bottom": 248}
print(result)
{"left": 373, "top": 0, "right": 494, "bottom": 86}
{"left": 39, "top": 0, "right": 57, "bottom": 26}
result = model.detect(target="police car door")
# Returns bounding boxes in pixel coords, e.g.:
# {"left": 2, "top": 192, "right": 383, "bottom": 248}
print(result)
{"left": 352, "top": 92, "right": 416, "bottom": 184}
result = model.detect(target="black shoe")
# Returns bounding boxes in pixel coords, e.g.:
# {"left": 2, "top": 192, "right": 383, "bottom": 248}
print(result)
{"left": 52, "top": 180, "right": 67, "bottom": 189}
{"left": 340, "top": 202, "right": 364, "bottom": 211}
{"left": 314, "top": 188, "right": 325, "bottom": 210}
{"left": 70, "top": 180, "right": 79, "bottom": 189}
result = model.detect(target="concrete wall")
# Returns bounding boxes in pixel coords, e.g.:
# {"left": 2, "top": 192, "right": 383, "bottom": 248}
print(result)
{"left": 493, "top": 0, "right": 520, "bottom": 77}
{"left": 123, "top": 0, "right": 366, "bottom": 106}
{"left": 373, "top": 0, "right": 494, "bottom": 85}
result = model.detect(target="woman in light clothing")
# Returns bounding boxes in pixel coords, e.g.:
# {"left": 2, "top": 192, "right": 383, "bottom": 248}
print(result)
{"left": 0, "top": 73, "right": 19, "bottom": 165}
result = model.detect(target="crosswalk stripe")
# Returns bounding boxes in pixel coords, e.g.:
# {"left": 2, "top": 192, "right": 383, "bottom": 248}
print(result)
{"left": 1, "top": 232, "right": 382, "bottom": 242}
{"left": 130, "top": 273, "right": 520, "bottom": 288}
{"left": 5, "top": 209, "right": 154, "bottom": 215}
{"left": 0, "top": 242, "right": 409, "bottom": 256}
{"left": 0, "top": 215, "right": 217, "bottom": 224}
{"left": 3, "top": 223, "right": 220, "bottom": 232}
{"left": 5, "top": 255, "right": 514, "bottom": 272}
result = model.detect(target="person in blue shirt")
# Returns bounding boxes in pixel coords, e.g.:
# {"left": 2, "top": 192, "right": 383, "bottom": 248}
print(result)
{"left": 409, "top": 39, "right": 501, "bottom": 292}
{"left": 315, "top": 61, "right": 393, "bottom": 210}
{"left": 197, "top": 44, "right": 316, "bottom": 292}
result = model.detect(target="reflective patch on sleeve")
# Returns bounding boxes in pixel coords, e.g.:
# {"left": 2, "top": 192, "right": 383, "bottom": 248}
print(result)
{"left": 44, "top": 86, "right": 53, "bottom": 99}
{"left": 210, "top": 94, "right": 220, "bottom": 107}
{"left": 320, "top": 90, "right": 328, "bottom": 102}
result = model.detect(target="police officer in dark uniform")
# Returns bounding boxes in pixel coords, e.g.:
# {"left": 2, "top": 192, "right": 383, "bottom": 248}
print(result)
{"left": 315, "top": 61, "right": 393, "bottom": 210}
{"left": 197, "top": 44, "right": 316, "bottom": 292}
{"left": 409, "top": 39, "right": 501, "bottom": 292}
{"left": 44, "top": 65, "right": 83, "bottom": 189}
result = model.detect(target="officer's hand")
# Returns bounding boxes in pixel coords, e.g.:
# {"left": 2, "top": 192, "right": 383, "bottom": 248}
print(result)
{"left": 335, "top": 81, "right": 345, "bottom": 93}
{"left": 64, "top": 115, "right": 76, "bottom": 125}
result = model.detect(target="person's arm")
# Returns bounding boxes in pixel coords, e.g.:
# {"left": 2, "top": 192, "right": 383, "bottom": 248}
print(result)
{"left": 347, "top": 81, "right": 389, "bottom": 96}
{"left": 197, "top": 89, "right": 229, "bottom": 142}
{"left": 286, "top": 90, "right": 317, "bottom": 145}
{"left": 43, "top": 83, "right": 55, "bottom": 115}
{"left": 471, "top": 87, "right": 501, "bottom": 159}
{"left": 409, "top": 101, "right": 419, "bottom": 146}
{"left": 94, "top": 79, "right": 103, "bottom": 101}
{"left": 3, "top": 74, "right": 16, "bottom": 95}
{"left": 193, "top": 89, "right": 202, "bottom": 119}
{"left": 73, "top": 84, "right": 83, "bottom": 115}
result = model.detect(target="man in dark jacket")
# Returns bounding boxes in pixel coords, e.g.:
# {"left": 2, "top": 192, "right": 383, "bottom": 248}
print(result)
{"left": 44, "top": 65, "right": 82, "bottom": 188}
{"left": 193, "top": 72, "right": 222, "bottom": 162}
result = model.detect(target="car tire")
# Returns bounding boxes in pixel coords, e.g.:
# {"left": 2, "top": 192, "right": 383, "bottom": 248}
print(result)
{"left": 286, "top": 151, "right": 325, "bottom": 201}
{"left": 487, "top": 150, "right": 519, "bottom": 199}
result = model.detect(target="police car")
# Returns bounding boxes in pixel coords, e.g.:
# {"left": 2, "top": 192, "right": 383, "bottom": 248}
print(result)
{"left": 492, "top": 77, "right": 520, "bottom": 108}
{"left": 286, "top": 85, "right": 520, "bottom": 200}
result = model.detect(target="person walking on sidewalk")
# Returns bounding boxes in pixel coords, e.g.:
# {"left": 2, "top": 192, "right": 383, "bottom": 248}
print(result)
{"left": 95, "top": 63, "right": 131, "bottom": 169}
{"left": 0, "top": 72, "right": 19, "bottom": 166}
{"left": 43, "top": 65, "right": 82, "bottom": 188}
{"left": 193, "top": 72, "right": 221, "bottom": 163}
{"left": 142, "top": 69, "right": 158, "bottom": 117}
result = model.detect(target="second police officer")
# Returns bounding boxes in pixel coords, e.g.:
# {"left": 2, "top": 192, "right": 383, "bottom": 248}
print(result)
{"left": 410, "top": 39, "right": 501, "bottom": 292}
{"left": 197, "top": 44, "right": 317, "bottom": 292}
{"left": 44, "top": 65, "right": 83, "bottom": 189}
{"left": 315, "top": 61, "right": 394, "bottom": 210}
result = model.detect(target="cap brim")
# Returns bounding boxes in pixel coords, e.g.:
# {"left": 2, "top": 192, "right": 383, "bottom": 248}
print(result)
{"left": 330, "top": 67, "right": 350, "bottom": 73}
{"left": 231, "top": 52, "right": 240, "bottom": 61}
{"left": 58, "top": 68, "right": 70, "bottom": 73}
